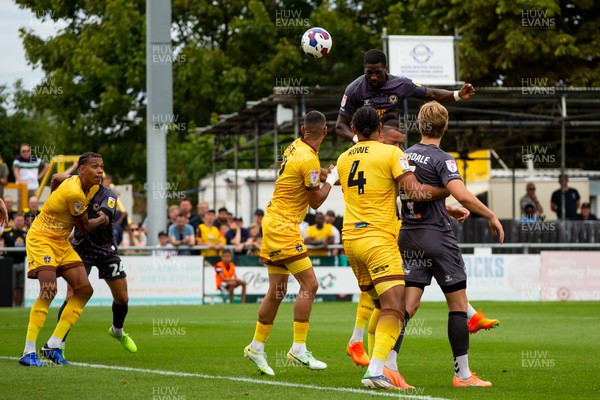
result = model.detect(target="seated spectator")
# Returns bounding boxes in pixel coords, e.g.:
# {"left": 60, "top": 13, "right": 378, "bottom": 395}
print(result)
{"left": 520, "top": 183, "right": 544, "bottom": 218}
{"left": 2, "top": 213, "right": 26, "bottom": 306}
{"left": 577, "top": 202, "right": 598, "bottom": 221}
{"left": 520, "top": 204, "right": 539, "bottom": 222}
{"left": 153, "top": 230, "right": 177, "bottom": 258}
{"left": 121, "top": 223, "right": 148, "bottom": 253}
{"left": 216, "top": 207, "right": 229, "bottom": 228}
{"left": 246, "top": 223, "right": 262, "bottom": 256}
{"left": 168, "top": 212, "right": 195, "bottom": 255}
{"left": 304, "top": 212, "right": 334, "bottom": 256}
{"left": 325, "top": 210, "right": 341, "bottom": 255}
{"left": 226, "top": 216, "right": 251, "bottom": 255}
{"left": 214, "top": 249, "right": 246, "bottom": 303}
{"left": 23, "top": 196, "right": 41, "bottom": 230}
{"left": 196, "top": 209, "right": 224, "bottom": 257}
{"left": 253, "top": 209, "right": 264, "bottom": 236}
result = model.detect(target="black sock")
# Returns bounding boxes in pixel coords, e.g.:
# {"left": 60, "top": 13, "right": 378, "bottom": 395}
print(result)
{"left": 112, "top": 301, "right": 128, "bottom": 329}
{"left": 392, "top": 312, "right": 410, "bottom": 353}
{"left": 448, "top": 311, "right": 469, "bottom": 357}
{"left": 58, "top": 300, "right": 70, "bottom": 343}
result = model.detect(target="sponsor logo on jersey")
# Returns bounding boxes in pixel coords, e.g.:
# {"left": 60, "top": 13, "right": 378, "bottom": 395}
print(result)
{"left": 446, "top": 159, "right": 458, "bottom": 172}
{"left": 107, "top": 197, "right": 116, "bottom": 209}
{"left": 341, "top": 94, "right": 347, "bottom": 107}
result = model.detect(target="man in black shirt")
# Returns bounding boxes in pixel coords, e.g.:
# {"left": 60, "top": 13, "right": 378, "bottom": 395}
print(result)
{"left": 2, "top": 213, "right": 27, "bottom": 306}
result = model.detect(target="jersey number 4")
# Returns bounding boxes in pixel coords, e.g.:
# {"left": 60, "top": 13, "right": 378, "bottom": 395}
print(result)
{"left": 348, "top": 160, "right": 366, "bottom": 194}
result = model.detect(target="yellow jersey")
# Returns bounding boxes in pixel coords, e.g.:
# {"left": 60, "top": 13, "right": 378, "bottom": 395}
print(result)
{"left": 305, "top": 223, "right": 334, "bottom": 256}
{"left": 28, "top": 175, "right": 99, "bottom": 241}
{"left": 197, "top": 223, "right": 223, "bottom": 256}
{"left": 265, "top": 138, "right": 321, "bottom": 224}
{"left": 337, "top": 140, "right": 411, "bottom": 240}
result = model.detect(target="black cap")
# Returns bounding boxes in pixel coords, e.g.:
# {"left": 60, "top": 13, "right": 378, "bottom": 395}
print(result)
{"left": 325, "top": 210, "right": 336, "bottom": 217}
{"left": 254, "top": 209, "right": 265, "bottom": 216}
{"left": 233, "top": 216, "right": 243, "bottom": 222}
{"left": 158, "top": 230, "right": 168, "bottom": 237}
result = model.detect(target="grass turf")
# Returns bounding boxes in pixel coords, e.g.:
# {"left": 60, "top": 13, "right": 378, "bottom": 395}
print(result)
{"left": 1, "top": 301, "right": 599, "bottom": 399}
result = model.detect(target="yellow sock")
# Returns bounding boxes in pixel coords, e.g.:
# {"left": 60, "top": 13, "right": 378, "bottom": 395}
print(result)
{"left": 372, "top": 310, "right": 403, "bottom": 362}
{"left": 293, "top": 321, "right": 309, "bottom": 344}
{"left": 367, "top": 307, "right": 381, "bottom": 356}
{"left": 355, "top": 292, "right": 374, "bottom": 329}
{"left": 51, "top": 295, "right": 87, "bottom": 341}
{"left": 253, "top": 321, "right": 273, "bottom": 344}
{"left": 26, "top": 297, "right": 52, "bottom": 343}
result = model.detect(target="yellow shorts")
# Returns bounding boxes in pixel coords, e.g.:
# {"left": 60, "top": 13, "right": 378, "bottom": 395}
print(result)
{"left": 260, "top": 214, "right": 308, "bottom": 267}
{"left": 343, "top": 235, "right": 405, "bottom": 297}
{"left": 26, "top": 234, "right": 83, "bottom": 279}
{"left": 267, "top": 257, "right": 313, "bottom": 276}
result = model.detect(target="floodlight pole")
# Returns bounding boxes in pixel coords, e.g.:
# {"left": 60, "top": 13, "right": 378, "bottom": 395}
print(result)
{"left": 146, "top": 0, "right": 172, "bottom": 245}
{"left": 560, "top": 95, "right": 567, "bottom": 223}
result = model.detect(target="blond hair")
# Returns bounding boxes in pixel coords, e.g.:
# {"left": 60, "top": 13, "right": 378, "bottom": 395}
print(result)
{"left": 418, "top": 101, "right": 449, "bottom": 138}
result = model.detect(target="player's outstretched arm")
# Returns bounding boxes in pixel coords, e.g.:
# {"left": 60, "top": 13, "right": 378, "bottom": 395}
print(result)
{"left": 423, "top": 83, "right": 475, "bottom": 103}
{"left": 0, "top": 197, "right": 8, "bottom": 227}
{"left": 446, "top": 179, "right": 504, "bottom": 244}
{"left": 51, "top": 173, "right": 71, "bottom": 192}
{"left": 306, "top": 167, "right": 339, "bottom": 209}
{"left": 335, "top": 114, "right": 356, "bottom": 143}
{"left": 397, "top": 172, "right": 449, "bottom": 202}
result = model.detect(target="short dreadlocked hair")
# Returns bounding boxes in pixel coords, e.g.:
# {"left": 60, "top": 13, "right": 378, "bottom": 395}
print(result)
{"left": 78, "top": 152, "right": 102, "bottom": 167}
{"left": 351, "top": 106, "right": 380, "bottom": 138}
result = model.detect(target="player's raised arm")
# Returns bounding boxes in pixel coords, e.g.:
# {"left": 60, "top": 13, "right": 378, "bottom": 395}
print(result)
{"left": 446, "top": 179, "right": 504, "bottom": 243}
{"left": 423, "top": 83, "right": 476, "bottom": 103}
{"left": 397, "top": 171, "right": 449, "bottom": 201}
{"left": 335, "top": 113, "right": 356, "bottom": 143}
{"left": 307, "top": 168, "right": 338, "bottom": 210}
{"left": 0, "top": 197, "right": 8, "bottom": 227}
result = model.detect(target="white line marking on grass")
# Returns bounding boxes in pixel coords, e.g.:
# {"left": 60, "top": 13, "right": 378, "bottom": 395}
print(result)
{"left": 1, "top": 356, "right": 448, "bottom": 400}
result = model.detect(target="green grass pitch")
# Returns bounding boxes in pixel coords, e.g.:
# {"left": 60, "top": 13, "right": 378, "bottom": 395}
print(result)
{"left": 1, "top": 301, "right": 599, "bottom": 399}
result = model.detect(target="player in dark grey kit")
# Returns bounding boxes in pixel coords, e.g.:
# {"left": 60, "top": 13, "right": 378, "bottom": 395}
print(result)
{"left": 391, "top": 101, "right": 504, "bottom": 387}
{"left": 52, "top": 173, "right": 137, "bottom": 353}
{"left": 336, "top": 49, "right": 476, "bottom": 143}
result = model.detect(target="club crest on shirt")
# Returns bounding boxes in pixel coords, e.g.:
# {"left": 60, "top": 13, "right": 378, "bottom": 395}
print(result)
{"left": 388, "top": 94, "right": 398, "bottom": 104}
{"left": 44, "top": 255, "right": 51, "bottom": 263}
{"left": 73, "top": 202, "right": 84, "bottom": 215}
{"left": 92, "top": 203, "right": 100, "bottom": 212}
{"left": 296, "top": 243, "right": 303, "bottom": 252}
{"left": 107, "top": 197, "right": 116, "bottom": 209}
{"left": 446, "top": 160, "right": 458, "bottom": 172}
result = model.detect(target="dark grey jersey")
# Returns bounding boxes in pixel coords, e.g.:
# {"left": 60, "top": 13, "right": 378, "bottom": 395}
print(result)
{"left": 339, "top": 74, "right": 427, "bottom": 119}
{"left": 72, "top": 185, "right": 119, "bottom": 261}
{"left": 400, "top": 143, "right": 462, "bottom": 232}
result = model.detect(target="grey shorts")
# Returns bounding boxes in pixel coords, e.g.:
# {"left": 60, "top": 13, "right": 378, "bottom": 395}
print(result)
{"left": 398, "top": 228, "right": 467, "bottom": 288}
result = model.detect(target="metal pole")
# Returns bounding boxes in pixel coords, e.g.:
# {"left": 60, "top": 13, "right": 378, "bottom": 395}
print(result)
{"left": 454, "top": 27, "right": 461, "bottom": 83}
{"left": 560, "top": 95, "right": 567, "bottom": 223}
{"left": 212, "top": 138, "right": 217, "bottom": 211}
{"left": 294, "top": 103, "right": 299, "bottom": 139}
{"left": 234, "top": 136, "right": 239, "bottom": 216}
{"left": 146, "top": 0, "right": 172, "bottom": 246}
{"left": 255, "top": 119, "right": 260, "bottom": 213}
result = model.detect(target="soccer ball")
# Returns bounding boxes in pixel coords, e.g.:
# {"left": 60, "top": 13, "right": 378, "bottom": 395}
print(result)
{"left": 301, "top": 27, "right": 332, "bottom": 58}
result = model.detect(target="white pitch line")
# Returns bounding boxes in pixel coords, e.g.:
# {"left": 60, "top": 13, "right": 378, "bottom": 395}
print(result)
{"left": 1, "top": 356, "right": 449, "bottom": 400}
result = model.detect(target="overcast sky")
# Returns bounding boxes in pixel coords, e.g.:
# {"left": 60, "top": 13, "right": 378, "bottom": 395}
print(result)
{"left": 0, "top": 1, "right": 64, "bottom": 91}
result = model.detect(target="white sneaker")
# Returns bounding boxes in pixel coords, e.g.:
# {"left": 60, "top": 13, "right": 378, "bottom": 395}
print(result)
{"left": 286, "top": 348, "right": 327, "bottom": 370}
{"left": 244, "top": 344, "right": 274, "bottom": 376}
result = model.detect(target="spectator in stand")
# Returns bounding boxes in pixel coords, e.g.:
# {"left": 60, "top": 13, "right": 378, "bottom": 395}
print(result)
{"left": 189, "top": 201, "right": 209, "bottom": 231}
{"left": 246, "top": 223, "right": 262, "bottom": 256}
{"left": 0, "top": 153, "right": 9, "bottom": 198}
{"left": 577, "top": 202, "right": 598, "bottom": 221}
{"left": 216, "top": 207, "right": 229, "bottom": 229}
{"left": 3, "top": 195, "right": 17, "bottom": 227}
{"left": 180, "top": 199, "right": 194, "bottom": 222}
{"left": 168, "top": 212, "right": 195, "bottom": 255}
{"left": 197, "top": 209, "right": 224, "bottom": 257}
{"left": 520, "top": 204, "right": 539, "bottom": 222}
{"left": 153, "top": 230, "right": 177, "bottom": 258}
{"left": 167, "top": 205, "right": 180, "bottom": 228}
{"left": 23, "top": 196, "right": 41, "bottom": 230}
{"left": 253, "top": 209, "right": 264, "bottom": 236}
{"left": 214, "top": 249, "right": 246, "bottom": 303}
{"left": 304, "top": 212, "right": 334, "bottom": 256}
{"left": 551, "top": 174, "right": 580, "bottom": 220}
{"left": 520, "top": 183, "right": 544, "bottom": 218}
{"left": 121, "top": 223, "right": 148, "bottom": 253}
{"left": 12, "top": 144, "right": 50, "bottom": 198}
{"left": 226, "top": 216, "right": 251, "bottom": 255}
{"left": 2, "top": 213, "right": 27, "bottom": 306}
{"left": 324, "top": 210, "right": 341, "bottom": 256}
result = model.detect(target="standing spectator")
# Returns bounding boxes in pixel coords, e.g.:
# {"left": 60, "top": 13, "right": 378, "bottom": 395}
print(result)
{"left": 216, "top": 207, "right": 229, "bottom": 228}
{"left": 179, "top": 199, "right": 194, "bottom": 221}
{"left": 196, "top": 209, "right": 224, "bottom": 257}
{"left": 0, "top": 153, "right": 9, "bottom": 198}
{"left": 324, "top": 210, "right": 341, "bottom": 256}
{"left": 168, "top": 212, "right": 195, "bottom": 255}
{"left": 3, "top": 195, "right": 17, "bottom": 226}
{"left": 520, "top": 183, "right": 544, "bottom": 217}
{"left": 577, "top": 202, "right": 598, "bottom": 221}
{"left": 550, "top": 174, "right": 580, "bottom": 220}
{"left": 226, "top": 216, "right": 251, "bottom": 255}
{"left": 2, "top": 213, "right": 27, "bottom": 306}
{"left": 153, "top": 231, "right": 177, "bottom": 258}
{"left": 23, "top": 196, "right": 41, "bottom": 230}
{"left": 12, "top": 144, "right": 50, "bottom": 198}
{"left": 189, "top": 201, "right": 209, "bottom": 231}
{"left": 304, "top": 212, "right": 334, "bottom": 256}
{"left": 214, "top": 249, "right": 246, "bottom": 303}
